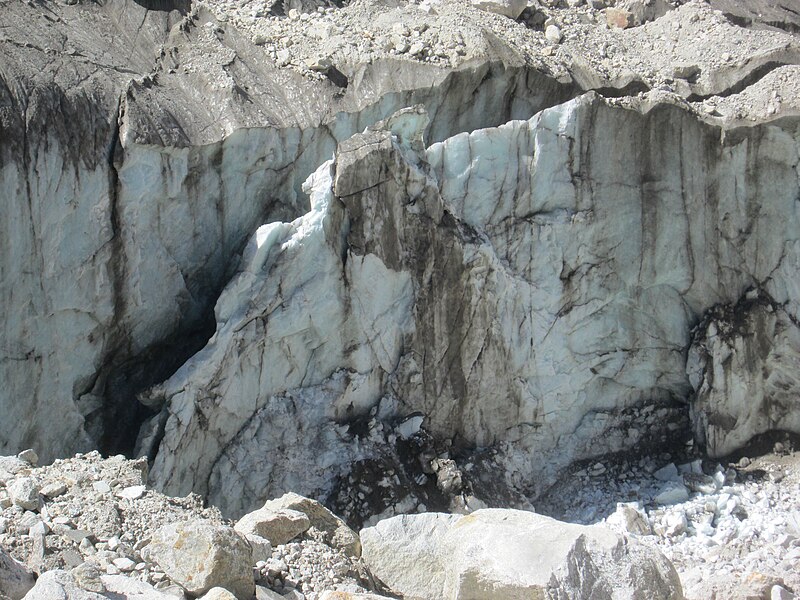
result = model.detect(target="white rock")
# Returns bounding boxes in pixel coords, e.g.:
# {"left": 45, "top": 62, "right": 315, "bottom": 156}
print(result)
{"left": 654, "top": 482, "right": 690, "bottom": 506}
{"left": 92, "top": 481, "right": 111, "bottom": 494}
{"left": 116, "top": 485, "right": 146, "bottom": 500}
{"left": 244, "top": 534, "right": 272, "bottom": 564}
{"left": 395, "top": 415, "right": 423, "bottom": 439}
{"left": 100, "top": 574, "right": 175, "bottom": 599}
{"left": 40, "top": 481, "right": 68, "bottom": 498}
{"left": 664, "top": 511, "right": 688, "bottom": 537}
{"left": 545, "top": 24, "right": 563, "bottom": 44}
{"left": 360, "top": 509, "right": 682, "bottom": 600}
{"left": 16, "top": 450, "right": 38, "bottom": 466}
{"left": 255, "top": 587, "right": 285, "bottom": 600}
{"left": 23, "top": 570, "right": 171, "bottom": 599}
{"left": 318, "top": 593, "right": 395, "bottom": 600}
{"left": 113, "top": 557, "right": 137, "bottom": 572}
{"left": 607, "top": 503, "right": 652, "bottom": 535}
{"left": 772, "top": 585, "right": 796, "bottom": 600}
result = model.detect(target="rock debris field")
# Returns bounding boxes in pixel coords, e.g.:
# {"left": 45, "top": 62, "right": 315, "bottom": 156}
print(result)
{"left": 2, "top": 440, "right": 800, "bottom": 599}
{"left": 3, "top": 0, "right": 800, "bottom": 598}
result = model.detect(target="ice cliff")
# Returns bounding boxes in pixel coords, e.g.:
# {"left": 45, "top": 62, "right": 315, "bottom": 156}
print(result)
{"left": 146, "top": 94, "right": 800, "bottom": 517}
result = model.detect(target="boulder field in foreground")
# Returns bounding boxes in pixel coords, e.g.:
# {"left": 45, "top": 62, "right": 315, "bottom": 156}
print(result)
{"left": 360, "top": 508, "right": 684, "bottom": 600}
{"left": 0, "top": 450, "right": 686, "bottom": 600}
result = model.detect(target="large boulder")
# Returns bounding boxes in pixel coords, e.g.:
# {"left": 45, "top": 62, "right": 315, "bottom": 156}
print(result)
{"left": 144, "top": 520, "right": 254, "bottom": 600}
{"left": 235, "top": 507, "right": 310, "bottom": 546}
{"left": 1, "top": 546, "right": 35, "bottom": 600}
{"left": 261, "top": 494, "right": 361, "bottom": 557}
{"left": 360, "top": 509, "right": 683, "bottom": 600}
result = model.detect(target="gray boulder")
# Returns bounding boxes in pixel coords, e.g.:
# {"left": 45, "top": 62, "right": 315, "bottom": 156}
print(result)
{"left": 144, "top": 520, "right": 254, "bottom": 600}
{"left": 0, "top": 547, "right": 35, "bottom": 600}
{"left": 360, "top": 509, "right": 683, "bottom": 600}
{"left": 21, "top": 570, "right": 172, "bottom": 600}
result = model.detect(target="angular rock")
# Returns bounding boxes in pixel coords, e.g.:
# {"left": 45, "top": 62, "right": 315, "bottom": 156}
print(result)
{"left": 100, "top": 575, "right": 177, "bottom": 599}
{"left": 0, "top": 546, "right": 36, "bottom": 600}
{"left": 673, "top": 63, "right": 701, "bottom": 80}
{"left": 683, "top": 473, "right": 718, "bottom": 495}
{"left": 360, "top": 509, "right": 683, "bottom": 600}
{"left": 0, "top": 458, "right": 27, "bottom": 485}
{"left": 235, "top": 508, "right": 310, "bottom": 546}
{"left": 773, "top": 585, "right": 796, "bottom": 600}
{"left": 470, "top": 0, "right": 527, "bottom": 19}
{"left": 16, "top": 451, "right": 38, "bottom": 467}
{"left": 144, "top": 520, "right": 254, "bottom": 600}
{"left": 260, "top": 494, "right": 360, "bottom": 557}
{"left": 255, "top": 587, "right": 285, "bottom": 600}
{"left": 21, "top": 570, "right": 105, "bottom": 600}
{"left": 8, "top": 478, "right": 39, "bottom": 511}
{"left": 40, "top": 482, "right": 68, "bottom": 499}
{"left": 243, "top": 534, "right": 273, "bottom": 564}
{"left": 654, "top": 483, "right": 690, "bottom": 506}
{"left": 606, "top": 503, "right": 652, "bottom": 535}
{"left": 654, "top": 463, "right": 679, "bottom": 482}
